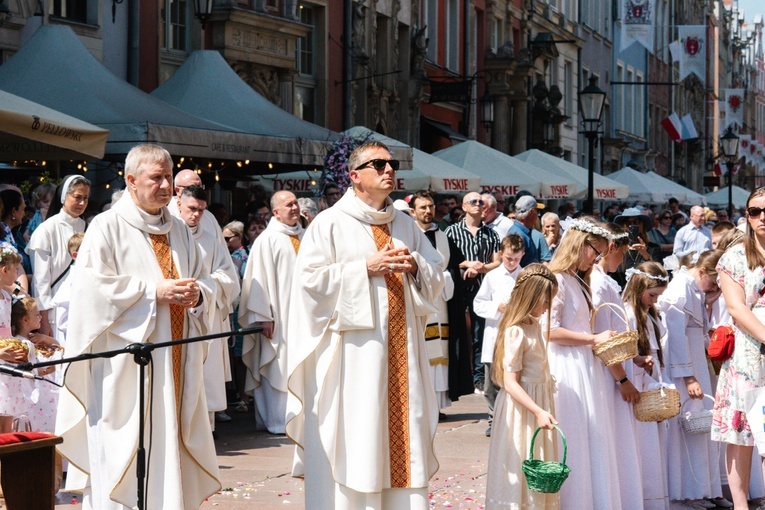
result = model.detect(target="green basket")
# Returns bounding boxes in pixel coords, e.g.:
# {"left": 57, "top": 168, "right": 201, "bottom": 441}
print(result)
{"left": 521, "top": 425, "right": 571, "bottom": 493}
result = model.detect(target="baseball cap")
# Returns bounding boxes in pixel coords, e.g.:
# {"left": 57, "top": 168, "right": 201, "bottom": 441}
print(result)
{"left": 515, "top": 195, "right": 539, "bottom": 215}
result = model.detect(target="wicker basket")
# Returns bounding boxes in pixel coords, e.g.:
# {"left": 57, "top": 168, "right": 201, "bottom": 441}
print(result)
{"left": 680, "top": 395, "right": 715, "bottom": 434}
{"left": 590, "top": 303, "right": 639, "bottom": 367}
{"left": 633, "top": 387, "right": 681, "bottom": 422}
{"left": 522, "top": 425, "right": 571, "bottom": 494}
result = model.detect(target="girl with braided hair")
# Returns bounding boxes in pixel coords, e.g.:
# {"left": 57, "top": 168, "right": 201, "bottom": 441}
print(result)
{"left": 485, "top": 263, "right": 559, "bottom": 509}
{"left": 623, "top": 261, "right": 671, "bottom": 510}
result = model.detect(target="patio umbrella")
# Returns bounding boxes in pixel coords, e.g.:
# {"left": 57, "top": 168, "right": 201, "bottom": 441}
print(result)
{"left": 608, "top": 167, "right": 706, "bottom": 205}
{"left": 515, "top": 149, "right": 628, "bottom": 200}
{"left": 433, "top": 141, "right": 577, "bottom": 199}
{"left": 0, "top": 89, "right": 109, "bottom": 159}
{"left": 704, "top": 185, "right": 751, "bottom": 210}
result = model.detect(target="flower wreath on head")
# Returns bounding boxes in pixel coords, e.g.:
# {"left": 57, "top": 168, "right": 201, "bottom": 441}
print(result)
{"left": 569, "top": 218, "right": 611, "bottom": 239}
{"left": 625, "top": 267, "right": 670, "bottom": 284}
{"left": 610, "top": 232, "right": 630, "bottom": 242}
{"left": 321, "top": 133, "right": 370, "bottom": 196}
{"left": 0, "top": 243, "right": 18, "bottom": 258}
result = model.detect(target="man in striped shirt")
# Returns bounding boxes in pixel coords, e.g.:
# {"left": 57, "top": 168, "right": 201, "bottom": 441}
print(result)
{"left": 444, "top": 192, "right": 501, "bottom": 393}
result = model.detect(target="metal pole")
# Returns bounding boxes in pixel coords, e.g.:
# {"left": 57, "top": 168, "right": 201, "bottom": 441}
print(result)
{"left": 587, "top": 134, "right": 595, "bottom": 215}
{"left": 728, "top": 163, "right": 734, "bottom": 220}
{"left": 343, "top": 0, "right": 352, "bottom": 130}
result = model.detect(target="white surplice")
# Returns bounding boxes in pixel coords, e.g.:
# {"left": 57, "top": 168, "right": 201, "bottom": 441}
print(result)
{"left": 542, "top": 272, "right": 623, "bottom": 510}
{"left": 658, "top": 269, "right": 722, "bottom": 501}
{"left": 238, "top": 218, "right": 304, "bottom": 434}
{"left": 193, "top": 226, "right": 239, "bottom": 417}
{"left": 55, "top": 193, "right": 220, "bottom": 510}
{"left": 474, "top": 263, "right": 521, "bottom": 364}
{"left": 590, "top": 266, "right": 644, "bottom": 510}
{"left": 26, "top": 209, "right": 85, "bottom": 333}
{"left": 285, "top": 189, "right": 444, "bottom": 510}
{"left": 419, "top": 224, "right": 453, "bottom": 409}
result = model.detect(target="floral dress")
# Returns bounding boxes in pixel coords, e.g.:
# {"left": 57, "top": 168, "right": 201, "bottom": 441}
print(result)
{"left": 711, "top": 244, "right": 765, "bottom": 445}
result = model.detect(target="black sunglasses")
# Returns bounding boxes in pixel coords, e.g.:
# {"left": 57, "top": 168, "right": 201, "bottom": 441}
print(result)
{"left": 467, "top": 199, "right": 485, "bottom": 206}
{"left": 224, "top": 235, "right": 239, "bottom": 242}
{"left": 748, "top": 207, "right": 765, "bottom": 218}
{"left": 661, "top": 216, "right": 671, "bottom": 220}
{"left": 354, "top": 158, "right": 400, "bottom": 172}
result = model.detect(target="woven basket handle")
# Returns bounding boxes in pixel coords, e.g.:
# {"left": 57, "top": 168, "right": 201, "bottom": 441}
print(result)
{"left": 680, "top": 394, "right": 715, "bottom": 411}
{"left": 590, "top": 302, "right": 631, "bottom": 332}
{"left": 528, "top": 424, "right": 567, "bottom": 467}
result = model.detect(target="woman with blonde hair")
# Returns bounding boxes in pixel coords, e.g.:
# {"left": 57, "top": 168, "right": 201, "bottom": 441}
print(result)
{"left": 623, "top": 261, "right": 671, "bottom": 509}
{"left": 485, "top": 264, "right": 559, "bottom": 509}
{"left": 544, "top": 218, "right": 623, "bottom": 509}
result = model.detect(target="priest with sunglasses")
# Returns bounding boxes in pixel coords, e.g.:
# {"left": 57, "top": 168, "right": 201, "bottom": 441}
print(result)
{"left": 285, "top": 141, "right": 444, "bottom": 510}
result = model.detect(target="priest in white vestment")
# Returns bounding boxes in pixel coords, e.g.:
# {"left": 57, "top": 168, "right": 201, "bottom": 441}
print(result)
{"left": 285, "top": 141, "right": 444, "bottom": 510}
{"left": 168, "top": 168, "right": 226, "bottom": 245}
{"left": 55, "top": 144, "right": 221, "bottom": 510}
{"left": 239, "top": 190, "right": 304, "bottom": 434}
{"left": 410, "top": 190, "right": 453, "bottom": 412}
{"left": 175, "top": 185, "right": 240, "bottom": 430}
{"left": 27, "top": 174, "right": 90, "bottom": 339}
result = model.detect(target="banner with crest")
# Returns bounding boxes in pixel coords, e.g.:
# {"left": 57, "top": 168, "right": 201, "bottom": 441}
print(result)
{"left": 722, "top": 89, "right": 745, "bottom": 130}
{"left": 621, "top": 0, "right": 654, "bottom": 51}
{"left": 678, "top": 26, "right": 706, "bottom": 82}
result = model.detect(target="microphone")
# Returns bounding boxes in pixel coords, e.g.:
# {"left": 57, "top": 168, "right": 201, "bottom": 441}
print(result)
{"left": 0, "top": 364, "right": 43, "bottom": 380}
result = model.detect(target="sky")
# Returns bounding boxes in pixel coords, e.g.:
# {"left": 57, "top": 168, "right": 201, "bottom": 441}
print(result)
{"left": 738, "top": 0, "right": 762, "bottom": 23}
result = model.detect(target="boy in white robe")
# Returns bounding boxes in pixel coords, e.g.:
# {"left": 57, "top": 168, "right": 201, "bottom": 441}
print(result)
{"left": 286, "top": 141, "right": 444, "bottom": 510}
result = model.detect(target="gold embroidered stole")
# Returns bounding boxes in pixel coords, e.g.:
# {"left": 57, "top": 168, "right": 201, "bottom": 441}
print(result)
{"left": 371, "top": 223, "right": 411, "bottom": 488}
{"left": 289, "top": 234, "right": 301, "bottom": 254}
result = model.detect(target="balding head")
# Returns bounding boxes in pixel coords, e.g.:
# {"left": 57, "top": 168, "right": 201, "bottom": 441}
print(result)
{"left": 271, "top": 191, "right": 300, "bottom": 226}
{"left": 174, "top": 169, "right": 202, "bottom": 196}
{"left": 689, "top": 205, "right": 705, "bottom": 227}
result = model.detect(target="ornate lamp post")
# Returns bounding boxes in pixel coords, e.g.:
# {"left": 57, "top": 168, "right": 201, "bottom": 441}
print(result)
{"left": 480, "top": 90, "right": 495, "bottom": 131}
{"left": 193, "top": 0, "right": 213, "bottom": 28}
{"left": 578, "top": 76, "right": 607, "bottom": 215}
{"left": 721, "top": 127, "right": 740, "bottom": 220}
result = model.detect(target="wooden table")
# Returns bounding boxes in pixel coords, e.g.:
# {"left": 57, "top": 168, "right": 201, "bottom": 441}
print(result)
{"left": 0, "top": 435, "right": 63, "bottom": 510}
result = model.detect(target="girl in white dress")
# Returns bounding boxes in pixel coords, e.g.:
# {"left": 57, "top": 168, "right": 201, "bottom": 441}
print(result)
{"left": 623, "top": 261, "right": 671, "bottom": 510}
{"left": 545, "top": 218, "right": 623, "bottom": 510}
{"left": 590, "top": 223, "right": 644, "bottom": 510}
{"left": 485, "top": 264, "right": 559, "bottom": 510}
{"left": 659, "top": 250, "right": 724, "bottom": 506}
{"left": 11, "top": 297, "right": 59, "bottom": 432}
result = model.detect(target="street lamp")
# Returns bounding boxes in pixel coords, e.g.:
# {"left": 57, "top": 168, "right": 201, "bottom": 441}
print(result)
{"left": 721, "top": 127, "right": 740, "bottom": 220}
{"left": 578, "top": 76, "right": 607, "bottom": 215}
{"left": 193, "top": 0, "right": 213, "bottom": 28}
{"left": 480, "top": 90, "right": 495, "bottom": 131}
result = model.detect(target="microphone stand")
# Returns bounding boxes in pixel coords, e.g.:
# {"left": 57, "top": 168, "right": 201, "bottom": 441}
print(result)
{"left": 19, "top": 325, "right": 263, "bottom": 510}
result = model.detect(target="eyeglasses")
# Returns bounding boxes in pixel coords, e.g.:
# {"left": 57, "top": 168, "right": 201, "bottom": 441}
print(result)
{"left": 748, "top": 207, "right": 765, "bottom": 218}
{"left": 467, "top": 199, "right": 485, "bottom": 206}
{"left": 177, "top": 184, "right": 205, "bottom": 191}
{"left": 587, "top": 242, "right": 603, "bottom": 262}
{"left": 661, "top": 216, "right": 671, "bottom": 220}
{"left": 354, "top": 158, "right": 400, "bottom": 172}
{"left": 224, "top": 235, "right": 239, "bottom": 242}
{"left": 627, "top": 218, "right": 642, "bottom": 225}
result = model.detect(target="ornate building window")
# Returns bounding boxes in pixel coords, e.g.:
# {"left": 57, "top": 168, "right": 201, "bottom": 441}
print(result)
{"left": 422, "top": 0, "right": 439, "bottom": 63}
{"left": 160, "top": 0, "right": 189, "bottom": 52}
{"left": 51, "top": 0, "right": 90, "bottom": 23}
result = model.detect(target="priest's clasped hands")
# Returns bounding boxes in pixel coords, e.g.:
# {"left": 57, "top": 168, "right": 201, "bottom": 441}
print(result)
{"left": 157, "top": 278, "right": 202, "bottom": 308}
{"left": 367, "top": 242, "right": 418, "bottom": 277}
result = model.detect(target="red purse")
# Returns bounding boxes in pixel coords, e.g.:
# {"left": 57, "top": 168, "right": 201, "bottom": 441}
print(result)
{"left": 708, "top": 325, "right": 735, "bottom": 362}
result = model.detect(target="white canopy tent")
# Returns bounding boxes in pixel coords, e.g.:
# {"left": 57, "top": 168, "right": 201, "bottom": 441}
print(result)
{"left": 433, "top": 141, "right": 578, "bottom": 199}
{"left": 608, "top": 167, "right": 706, "bottom": 205}
{"left": 704, "top": 185, "right": 751, "bottom": 210}
{"left": 0, "top": 89, "right": 109, "bottom": 159}
{"left": 515, "top": 149, "right": 629, "bottom": 200}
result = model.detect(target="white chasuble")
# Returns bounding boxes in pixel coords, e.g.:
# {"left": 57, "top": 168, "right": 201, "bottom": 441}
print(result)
{"left": 55, "top": 193, "right": 220, "bottom": 510}
{"left": 238, "top": 219, "right": 304, "bottom": 434}
{"left": 286, "top": 189, "right": 444, "bottom": 509}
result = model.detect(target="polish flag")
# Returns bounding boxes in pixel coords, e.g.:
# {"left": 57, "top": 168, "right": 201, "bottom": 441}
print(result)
{"left": 680, "top": 114, "right": 698, "bottom": 140}
{"left": 661, "top": 113, "right": 683, "bottom": 143}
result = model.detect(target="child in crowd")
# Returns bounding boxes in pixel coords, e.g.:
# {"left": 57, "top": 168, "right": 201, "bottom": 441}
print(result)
{"left": 545, "top": 218, "right": 622, "bottom": 509}
{"left": 484, "top": 264, "right": 559, "bottom": 509}
{"left": 623, "top": 261, "right": 671, "bottom": 510}
{"left": 659, "top": 250, "right": 726, "bottom": 507}
{"left": 590, "top": 222, "right": 644, "bottom": 509}
{"left": 50, "top": 232, "right": 84, "bottom": 344}
{"left": 474, "top": 233, "right": 525, "bottom": 436}
{"left": 11, "top": 296, "right": 58, "bottom": 432}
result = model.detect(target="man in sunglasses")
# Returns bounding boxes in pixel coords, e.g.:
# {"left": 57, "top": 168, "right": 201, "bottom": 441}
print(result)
{"left": 445, "top": 192, "right": 502, "bottom": 394}
{"left": 286, "top": 141, "right": 444, "bottom": 509}
{"left": 239, "top": 190, "right": 304, "bottom": 434}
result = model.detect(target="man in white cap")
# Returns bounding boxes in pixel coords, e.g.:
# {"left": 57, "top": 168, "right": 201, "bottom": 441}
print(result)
{"left": 507, "top": 195, "right": 551, "bottom": 267}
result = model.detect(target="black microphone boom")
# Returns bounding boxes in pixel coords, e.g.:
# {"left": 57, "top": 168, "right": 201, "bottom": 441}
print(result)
{"left": 0, "top": 364, "right": 42, "bottom": 380}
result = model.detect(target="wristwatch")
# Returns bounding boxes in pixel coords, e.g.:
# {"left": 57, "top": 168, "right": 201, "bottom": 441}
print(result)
{"left": 617, "top": 376, "right": 629, "bottom": 385}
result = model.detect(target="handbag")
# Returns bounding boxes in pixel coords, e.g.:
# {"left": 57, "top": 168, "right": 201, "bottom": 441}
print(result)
{"left": 708, "top": 324, "right": 735, "bottom": 362}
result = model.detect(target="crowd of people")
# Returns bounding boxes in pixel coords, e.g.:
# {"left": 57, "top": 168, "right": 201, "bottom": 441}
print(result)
{"left": 0, "top": 140, "right": 763, "bottom": 510}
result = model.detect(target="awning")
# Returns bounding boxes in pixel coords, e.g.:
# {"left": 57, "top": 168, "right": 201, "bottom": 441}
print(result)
{"left": 704, "top": 185, "right": 751, "bottom": 209}
{"left": 608, "top": 167, "right": 706, "bottom": 205}
{"left": 0, "top": 89, "right": 109, "bottom": 159}
{"left": 421, "top": 117, "right": 468, "bottom": 142}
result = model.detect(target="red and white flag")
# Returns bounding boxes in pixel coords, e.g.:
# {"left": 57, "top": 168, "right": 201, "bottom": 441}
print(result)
{"left": 680, "top": 113, "right": 698, "bottom": 140}
{"left": 661, "top": 113, "right": 683, "bottom": 143}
